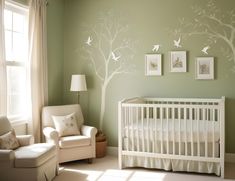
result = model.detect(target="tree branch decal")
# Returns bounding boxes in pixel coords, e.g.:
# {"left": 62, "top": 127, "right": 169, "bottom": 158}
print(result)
{"left": 172, "top": 0, "right": 235, "bottom": 71}
{"left": 81, "top": 11, "right": 136, "bottom": 129}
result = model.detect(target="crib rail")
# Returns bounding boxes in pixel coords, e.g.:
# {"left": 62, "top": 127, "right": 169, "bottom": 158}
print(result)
{"left": 118, "top": 97, "right": 225, "bottom": 178}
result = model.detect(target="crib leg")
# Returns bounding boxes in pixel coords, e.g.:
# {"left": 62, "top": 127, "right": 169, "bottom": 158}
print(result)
{"left": 221, "top": 162, "right": 224, "bottom": 178}
{"left": 119, "top": 154, "right": 123, "bottom": 169}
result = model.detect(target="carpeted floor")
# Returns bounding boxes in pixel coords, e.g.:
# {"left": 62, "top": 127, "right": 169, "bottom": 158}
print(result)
{"left": 54, "top": 156, "right": 235, "bottom": 181}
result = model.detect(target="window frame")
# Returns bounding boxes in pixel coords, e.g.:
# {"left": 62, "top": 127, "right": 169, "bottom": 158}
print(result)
{"left": 4, "top": 1, "right": 29, "bottom": 122}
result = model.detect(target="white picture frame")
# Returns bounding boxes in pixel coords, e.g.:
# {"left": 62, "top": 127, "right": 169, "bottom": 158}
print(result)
{"left": 196, "top": 57, "right": 214, "bottom": 80}
{"left": 170, "top": 51, "right": 187, "bottom": 72}
{"left": 145, "top": 54, "right": 162, "bottom": 76}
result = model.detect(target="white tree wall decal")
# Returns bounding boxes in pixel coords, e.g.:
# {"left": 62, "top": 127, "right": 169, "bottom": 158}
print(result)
{"left": 81, "top": 12, "right": 136, "bottom": 130}
{"left": 172, "top": 0, "right": 235, "bottom": 71}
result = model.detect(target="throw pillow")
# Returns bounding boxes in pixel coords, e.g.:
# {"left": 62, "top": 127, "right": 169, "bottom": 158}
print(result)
{"left": 0, "top": 129, "right": 20, "bottom": 150}
{"left": 52, "top": 113, "right": 80, "bottom": 137}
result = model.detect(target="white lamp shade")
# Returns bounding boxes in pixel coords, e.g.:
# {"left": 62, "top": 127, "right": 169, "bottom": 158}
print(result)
{"left": 70, "top": 74, "right": 87, "bottom": 91}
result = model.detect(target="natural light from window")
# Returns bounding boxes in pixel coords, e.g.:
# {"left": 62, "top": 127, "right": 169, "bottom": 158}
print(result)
{"left": 4, "top": 2, "right": 29, "bottom": 120}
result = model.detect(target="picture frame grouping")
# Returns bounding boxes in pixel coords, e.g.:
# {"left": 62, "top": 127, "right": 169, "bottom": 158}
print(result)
{"left": 145, "top": 51, "right": 214, "bottom": 80}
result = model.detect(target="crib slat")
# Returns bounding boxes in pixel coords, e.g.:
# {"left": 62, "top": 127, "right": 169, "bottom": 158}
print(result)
{"left": 184, "top": 107, "right": 187, "bottom": 156}
{"left": 154, "top": 107, "right": 157, "bottom": 153}
{"left": 147, "top": 107, "right": 150, "bottom": 152}
{"left": 205, "top": 108, "right": 208, "bottom": 157}
{"left": 150, "top": 108, "right": 154, "bottom": 153}
{"left": 190, "top": 108, "right": 193, "bottom": 156}
{"left": 141, "top": 107, "right": 145, "bottom": 152}
{"left": 197, "top": 108, "right": 200, "bottom": 156}
{"left": 160, "top": 107, "right": 163, "bottom": 154}
{"left": 166, "top": 107, "right": 169, "bottom": 154}
{"left": 124, "top": 107, "right": 126, "bottom": 151}
{"left": 119, "top": 105, "right": 123, "bottom": 169}
{"left": 127, "top": 107, "right": 131, "bottom": 151}
{"left": 178, "top": 108, "right": 181, "bottom": 155}
{"left": 173, "top": 108, "right": 175, "bottom": 155}
{"left": 131, "top": 107, "right": 134, "bottom": 151}
{"left": 205, "top": 110, "right": 207, "bottom": 157}
{"left": 125, "top": 107, "right": 129, "bottom": 151}
{"left": 212, "top": 108, "right": 215, "bottom": 158}
{"left": 136, "top": 107, "right": 140, "bottom": 152}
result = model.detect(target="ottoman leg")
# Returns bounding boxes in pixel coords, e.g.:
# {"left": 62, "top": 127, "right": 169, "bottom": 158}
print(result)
{"left": 88, "top": 158, "right": 93, "bottom": 164}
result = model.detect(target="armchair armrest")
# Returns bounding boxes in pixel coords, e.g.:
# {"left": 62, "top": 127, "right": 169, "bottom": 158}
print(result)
{"left": 43, "top": 127, "right": 59, "bottom": 146}
{"left": 0, "top": 150, "right": 15, "bottom": 161}
{"left": 81, "top": 125, "right": 97, "bottom": 138}
{"left": 81, "top": 125, "right": 97, "bottom": 158}
{"left": 16, "top": 135, "right": 34, "bottom": 146}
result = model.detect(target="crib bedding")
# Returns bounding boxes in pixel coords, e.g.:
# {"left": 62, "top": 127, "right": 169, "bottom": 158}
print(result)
{"left": 122, "top": 140, "right": 220, "bottom": 175}
{"left": 123, "top": 118, "right": 220, "bottom": 142}
{"left": 122, "top": 155, "right": 221, "bottom": 176}
{"left": 123, "top": 139, "right": 220, "bottom": 157}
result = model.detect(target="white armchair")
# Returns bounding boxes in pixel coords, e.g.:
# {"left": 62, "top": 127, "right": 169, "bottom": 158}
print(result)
{"left": 0, "top": 116, "right": 57, "bottom": 181}
{"left": 42, "top": 104, "right": 97, "bottom": 163}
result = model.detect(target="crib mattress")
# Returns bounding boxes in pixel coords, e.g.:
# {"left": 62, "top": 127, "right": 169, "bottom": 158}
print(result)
{"left": 123, "top": 139, "right": 220, "bottom": 157}
{"left": 123, "top": 118, "right": 220, "bottom": 142}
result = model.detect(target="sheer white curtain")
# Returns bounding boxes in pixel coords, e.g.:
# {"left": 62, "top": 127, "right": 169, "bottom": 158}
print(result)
{"left": 0, "top": 0, "right": 7, "bottom": 116}
{"left": 28, "top": 0, "right": 48, "bottom": 142}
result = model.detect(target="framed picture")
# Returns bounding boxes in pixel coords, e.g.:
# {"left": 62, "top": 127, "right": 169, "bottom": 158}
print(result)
{"left": 145, "top": 54, "right": 162, "bottom": 76}
{"left": 196, "top": 57, "right": 214, "bottom": 80}
{"left": 170, "top": 51, "right": 187, "bottom": 72}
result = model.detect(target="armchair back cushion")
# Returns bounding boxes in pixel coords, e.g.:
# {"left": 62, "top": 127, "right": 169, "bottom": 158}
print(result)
{"left": 42, "top": 104, "right": 84, "bottom": 129}
{"left": 52, "top": 112, "right": 80, "bottom": 137}
{"left": 0, "top": 116, "right": 12, "bottom": 135}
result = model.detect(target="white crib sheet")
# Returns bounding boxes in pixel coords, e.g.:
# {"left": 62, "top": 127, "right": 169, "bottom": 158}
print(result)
{"left": 123, "top": 139, "right": 220, "bottom": 157}
{"left": 123, "top": 118, "right": 220, "bottom": 142}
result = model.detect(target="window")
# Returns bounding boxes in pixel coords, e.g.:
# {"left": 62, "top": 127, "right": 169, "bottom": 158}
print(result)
{"left": 4, "top": 2, "right": 29, "bottom": 120}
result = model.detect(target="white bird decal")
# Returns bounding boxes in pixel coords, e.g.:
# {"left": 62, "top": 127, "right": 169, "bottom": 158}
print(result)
{"left": 152, "top": 45, "right": 160, "bottom": 52}
{"left": 86, "top": 36, "right": 92, "bottom": 46}
{"left": 202, "top": 46, "right": 210, "bottom": 54}
{"left": 111, "top": 52, "right": 121, "bottom": 61}
{"left": 174, "top": 37, "right": 182, "bottom": 48}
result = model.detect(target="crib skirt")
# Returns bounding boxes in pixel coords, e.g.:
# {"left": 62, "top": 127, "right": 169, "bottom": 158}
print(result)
{"left": 122, "top": 155, "right": 220, "bottom": 176}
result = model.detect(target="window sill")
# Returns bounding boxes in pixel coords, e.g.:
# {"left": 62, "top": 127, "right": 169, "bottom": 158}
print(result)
{"left": 10, "top": 118, "right": 29, "bottom": 126}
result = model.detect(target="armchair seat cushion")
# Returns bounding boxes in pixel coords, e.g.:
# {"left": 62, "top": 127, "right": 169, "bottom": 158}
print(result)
{"left": 14, "top": 143, "right": 56, "bottom": 168}
{"left": 59, "top": 135, "right": 91, "bottom": 148}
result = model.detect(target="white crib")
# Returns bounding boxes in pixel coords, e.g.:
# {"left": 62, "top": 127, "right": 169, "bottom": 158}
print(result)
{"left": 118, "top": 97, "right": 225, "bottom": 178}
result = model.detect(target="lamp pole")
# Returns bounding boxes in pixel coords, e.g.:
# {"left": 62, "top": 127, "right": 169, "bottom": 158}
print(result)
{"left": 77, "top": 92, "right": 80, "bottom": 104}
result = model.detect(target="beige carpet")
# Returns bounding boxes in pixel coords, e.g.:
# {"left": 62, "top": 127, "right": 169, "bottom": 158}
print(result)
{"left": 54, "top": 156, "right": 235, "bottom": 181}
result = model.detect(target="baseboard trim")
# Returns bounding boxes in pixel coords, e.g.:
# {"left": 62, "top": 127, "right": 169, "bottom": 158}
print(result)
{"left": 107, "top": 146, "right": 118, "bottom": 156}
{"left": 107, "top": 147, "right": 235, "bottom": 163}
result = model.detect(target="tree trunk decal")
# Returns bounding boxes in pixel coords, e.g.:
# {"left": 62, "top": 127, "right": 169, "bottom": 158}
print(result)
{"left": 82, "top": 12, "right": 136, "bottom": 130}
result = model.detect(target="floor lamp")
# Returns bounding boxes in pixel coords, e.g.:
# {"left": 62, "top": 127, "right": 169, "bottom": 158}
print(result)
{"left": 70, "top": 74, "right": 87, "bottom": 104}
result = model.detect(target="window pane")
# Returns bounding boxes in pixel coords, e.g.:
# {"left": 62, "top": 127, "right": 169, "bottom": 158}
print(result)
{"left": 13, "top": 32, "right": 26, "bottom": 61}
{"left": 7, "top": 66, "right": 27, "bottom": 117}
{"left": 4, "top": 3, "right": 29, "bottom": 120}
{"left": 13, "top": 12, "right": 24, "bottom": 33}
{"left": 5, "top": 30, "right": 13, "bottom": 61}
{"left": 4, "top": 9, "right": 12, "bottom": 30}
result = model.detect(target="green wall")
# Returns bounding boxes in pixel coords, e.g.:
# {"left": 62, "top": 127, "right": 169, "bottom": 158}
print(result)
{"left": 49, "top": 0, "right": 235, "bottom": 153}
{"left": 47, "top": 0, "right": 64, "bottom": 105}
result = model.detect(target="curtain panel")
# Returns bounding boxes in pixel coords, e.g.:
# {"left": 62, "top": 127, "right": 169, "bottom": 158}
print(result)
{"left": 28, "top": 0, "right": 48, "bottom": 142}
{"left": 0, "top": 0, "right": 7, "bottom": 116}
